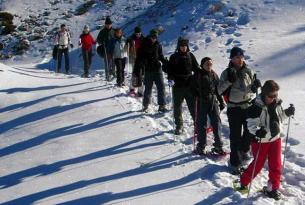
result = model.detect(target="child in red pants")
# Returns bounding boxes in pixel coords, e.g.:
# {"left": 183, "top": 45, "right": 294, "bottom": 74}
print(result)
{"left": 237, "top": 80, "right": 295, "bottom": 200}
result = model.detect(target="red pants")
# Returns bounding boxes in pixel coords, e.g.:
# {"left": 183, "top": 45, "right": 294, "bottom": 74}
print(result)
{"left": 240, "top": 138, "right": 282, "bottom": 190}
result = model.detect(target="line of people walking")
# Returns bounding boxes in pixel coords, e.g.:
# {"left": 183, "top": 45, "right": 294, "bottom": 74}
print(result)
{"left": 53, "top": 16, "right": 295, "bottom": 200}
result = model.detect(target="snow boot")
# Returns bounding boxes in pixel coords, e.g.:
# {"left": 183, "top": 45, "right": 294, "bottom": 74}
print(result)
{"left": 195, "top": 145, "right": 207, "bottom": 156}
{"left": 158, "top": 105, "right": 168, "bottom": 113}
{"left": 174, "top": 127, "right": 183, "bottom": 135}
{"left": 262, "top": 187, "right": 281, "bottom": 200}
{"left": 211, "top": 147, "right": 226, "bottom": 155}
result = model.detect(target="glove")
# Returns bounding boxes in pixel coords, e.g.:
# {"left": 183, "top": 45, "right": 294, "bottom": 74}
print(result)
{"left": 227, "top": 69, "right": 237, "bottom": 83}
{"left": 70, "top": 44, "right": 74, "bottom": 48}
{"left": 253, "top": 79, "right": 262, "bottom": 88}
{"left": 168, "top": 80, "right": 175, "bottom": 87}
{"left": 251, "top": 84, "right": 258, "bottom": 93}
{"left": 255, "top": 127, "right": 267, "bottom": 139}
{"left": 285, "top": 105, "right": 295, "bottom": 117}
{"left": 219, "top": 102, "right": 225, "bottom": 111}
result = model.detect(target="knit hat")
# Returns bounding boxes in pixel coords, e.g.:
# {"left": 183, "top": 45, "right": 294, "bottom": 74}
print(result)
{"left": 83, "top": 25, "right": 90, "bottom": 33}
{"left": 230, "top": 47, "right": 244, "bottom": 59}
{"left": 105, "top": 16, "right": 112, "bottom": 25}
{"left": 149, "top": 29, "right": 158, "bottom": 38}
{"left": 178, "top": 38, "right": 189, "bottom": 47}
{"left": 134, "top": 26, "right": 141, "bottom": 33}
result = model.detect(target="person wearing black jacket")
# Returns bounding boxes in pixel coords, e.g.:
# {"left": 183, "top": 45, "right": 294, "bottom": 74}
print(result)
{"left": 167, "top": 38, "right": 200, "bottom": 134}
{"left": 193, "top": 57, "right": 225, "bottom": 155}
{"left": 134, "top": 29, "right": 167, "bottom": 112}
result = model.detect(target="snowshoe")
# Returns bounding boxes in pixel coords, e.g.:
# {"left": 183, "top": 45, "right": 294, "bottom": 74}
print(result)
{"left": 194, "top": 145, "right": 208, "bottom": 156}
{"left": 261, "top": 186, "right": 281, "bottom": 200}
{"left": 210, "top": 147, "right": 227, "bottom": 156}
{"left": 158, "top": 105, "right": 168, "bottom": 113}
{"left": 233, "top": 179, "right": 248, "bottom": 194}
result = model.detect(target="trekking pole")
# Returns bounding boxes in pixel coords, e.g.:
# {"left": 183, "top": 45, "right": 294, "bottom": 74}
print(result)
{"left": 103, "top": 43, "right": 109, "bottom": 81}
{"left": 247, "top": 138, "right": 263, "bottom": 198}
{"left": 169, "top": 85, "right": 175, "bottom": 131}
{"left": 282, "top": 104, "right": 293, "bottom": 172}
{"left": 193, "top": 97, "right": 198, "bottom": 152}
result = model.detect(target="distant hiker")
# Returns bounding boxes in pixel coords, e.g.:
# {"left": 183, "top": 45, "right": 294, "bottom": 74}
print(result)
{"left": 236, "top": 80, "right": 295, "bottom": 200}
{"left": 127, "top": 26, "right": 145, "bottom": 97}
{"left": 79, "top": 25, "right": 96, "bottom": 78}
{"left": 167, "top": 38, "right": 199, "bottom": 135}
{"left": 54, "top": 24, "right": 73, "bottom": 74}
{"left": 135, "top": 29, "right": 168, "bottom": 112}
{"left": 96, "top": 16, "right": 115, "bottom": 81}
{"left": 193, "top": 57, "right": 225, "bottom": 155}
{"left": 109, "top": 28, "right": 128, "bottom": 86}
{"left": 218, "top": 47, "right": 262, "bottom": 174}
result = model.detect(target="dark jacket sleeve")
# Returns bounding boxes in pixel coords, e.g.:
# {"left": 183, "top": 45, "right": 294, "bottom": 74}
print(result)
{"left": 167, "top": 54, "right": 175, "bottom": 80}
{"left": 214, "top": 72, "right": 225, "bottom": 104}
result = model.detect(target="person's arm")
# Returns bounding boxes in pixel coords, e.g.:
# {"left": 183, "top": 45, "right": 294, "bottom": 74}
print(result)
{"left": 217, "top": 69, "right": 232, "bottom": 95}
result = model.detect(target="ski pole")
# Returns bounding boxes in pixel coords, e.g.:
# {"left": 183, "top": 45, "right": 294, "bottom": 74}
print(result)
{"left": 169, "top": 85, "right": 175, "bottom": 131}
{"left": 193, "top": 97, "right": 198, "bottom": 152}
{"left": 282, "top": 104, "right": 293, "bottom": 172}
{"left": 247, "top": 138, "right": 262, "bottom": 198}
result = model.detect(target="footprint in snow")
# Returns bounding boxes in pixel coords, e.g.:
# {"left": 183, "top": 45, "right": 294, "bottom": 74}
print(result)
{"left": 288, "top": 138, "right": 300, "bottom": 146}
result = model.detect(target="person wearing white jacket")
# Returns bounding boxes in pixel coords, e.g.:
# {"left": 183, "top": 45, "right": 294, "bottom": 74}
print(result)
{"left": 55, "top": 24, "right": 73, "bottom": 73}
{"left": 237, "top": 80, "right": 295, "bottom": 200}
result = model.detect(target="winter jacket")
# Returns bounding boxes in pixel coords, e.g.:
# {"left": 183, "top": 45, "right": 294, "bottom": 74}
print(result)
{"left": 79, "top": 33, "right": 96, "bottom": 51}
{"left": 193, "top": 68, "right": 224, "bottom": 105}
{"left": 127, "top": 34, "right": 145, "bottom": 59}
{"left": 218, "top": 62, "right": 255, "bottom": 109}
{"left": 167, "top": 51, "right": 200, "bottom": 87}
{"left": 55, "top": 30, "right": 71, "bottom": 49}
{"left": 246, "top": 95, "right": 288, "bottom": 143}
{"left": 96, "top": 27, "right": 115, "bottom": 53}
{"left": 135, "top": 37, "right": 166, "bottom": 74}
{"left": 109, "top": 36, "right": 127, "bottom": 59}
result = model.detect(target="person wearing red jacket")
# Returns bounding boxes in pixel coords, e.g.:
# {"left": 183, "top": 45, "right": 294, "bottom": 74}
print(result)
{"left": 79, "top": 25, "right": 96, "bottom": 77}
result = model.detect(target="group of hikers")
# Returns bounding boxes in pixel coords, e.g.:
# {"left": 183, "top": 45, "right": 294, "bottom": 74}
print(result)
{"left": 54, "top": 16, "right": 295, "bottom": 200}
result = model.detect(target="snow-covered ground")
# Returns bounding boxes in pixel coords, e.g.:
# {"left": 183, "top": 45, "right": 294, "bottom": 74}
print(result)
{"left": 1, "top": 0, "right": 305, "bottom": 204}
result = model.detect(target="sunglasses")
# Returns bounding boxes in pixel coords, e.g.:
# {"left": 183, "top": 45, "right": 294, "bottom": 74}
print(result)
{"left": 267, "top": 94, "right": 278, "bottom": 99}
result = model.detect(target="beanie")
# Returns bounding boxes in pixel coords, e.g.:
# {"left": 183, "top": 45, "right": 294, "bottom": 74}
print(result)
{"left": 149, "top": 29, "right": 158, "bottom": 38}
{"left": 230, "top": 47, "right": 244, "bottom": 59}
{"left": 105, "top": 16, "right": 112, "bottom": 25}
{"left": 134, "top": 26, "right": 141, "bottom": 33}
{"left": 178, "top": 38, "right": 189, "bottom": 47}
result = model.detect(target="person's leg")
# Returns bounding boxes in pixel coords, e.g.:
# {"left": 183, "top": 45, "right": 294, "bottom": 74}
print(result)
{"left": 121, "top": 58, "right": 126, "bottom": 84}
{"left": 185, "top": 88, "right": 196, "bottom": 121}
{"left": 57, "top": 49, "right": 63, "bottom": 73}
{"left": 197, "top": 101, "right": 209, "bottom": 150}
{"left": 114, "top": 58, "right": 122, "bottom": 85}
{"left": 64, "top": 48, "right": 70, "bottom": 73}
{"left": 240, "top": 142, "right": 269, "bottom": 186}
{"left": 82, "top": 49, "right": 89, "bottom": 76}
{"left": 173, "top": 87, "right": 185, "bottom": 131}
{"left": 227, "top": 107, "right": 243, "bottom": 167}
{"left": 143, "top": 72, "right": 153, "bottom": 108}
{"left": 155, "top": 72, "right": 166, "bottom": 106}
{"left": 209, "top": 104, "right": 223, "bottom": 149}
{"left": 267, "top": 138, "right": 282, "bottom": 190}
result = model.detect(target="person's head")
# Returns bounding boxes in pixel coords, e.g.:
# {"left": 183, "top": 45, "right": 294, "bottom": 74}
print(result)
{"left": 83, "top": 25, "right": 90, "bottom": 34}
{"left": 134, "top": 26, "right": 142, "bottom": 39}
{"left": 60, "top": 24, "right": 66, "bottom": 32}
{"left": 230, "top": 47, "right": 244, "bottom": 69}
{"left": 201, "top": 57, "right": 213, "bottom": 71}
{"left": 105, "top": 16, "right": 112, "bottom": 29}
{"left": 149, "top": 29, "right": 158, "bottom": 42}
{"left": 261, "top": 80, "right": 280, "bottom": 105}
{"left": 115, "top": 28, "right": 123, "bottom": 38}
{"left": 178, "top": 38, "right": 189, "bottom": 53}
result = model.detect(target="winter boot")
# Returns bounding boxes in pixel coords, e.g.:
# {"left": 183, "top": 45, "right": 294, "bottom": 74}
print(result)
{"left": 195, "top": 144, "right": 207, "bottom": 156}
{"left": 174, "top": 127, "right": 183, "bottom": 135}
{"left": 262, "top": 187, "right": 281, "bottom": 200}
{"left": 211, "top": 147, "right": 226, "bottom": 155}
{"left": 142, "top": 105, "right": 149, "bottom": 113}
{"left": 158, "top": 105, "right": 168, "bottom": 113}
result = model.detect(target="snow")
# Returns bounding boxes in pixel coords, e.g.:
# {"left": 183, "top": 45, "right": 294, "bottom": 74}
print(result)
{"left": 1, "top": 0, "right": 305, "bottom": 204}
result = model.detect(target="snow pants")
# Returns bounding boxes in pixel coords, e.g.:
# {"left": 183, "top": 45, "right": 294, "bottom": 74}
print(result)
{"left": 143, "top": 71, "right": 166, "bottom": 107}
{"left": 240, "top": 138, "right": 282, "bottom": 190}
{"left": 82, "top": 48, "right": 92, "bottom": 76}
{"left": 114, "top": 58, "right": 126, "bottom": 86}
{"left": 57, "top": 48, "right": 70, "bottom": 73}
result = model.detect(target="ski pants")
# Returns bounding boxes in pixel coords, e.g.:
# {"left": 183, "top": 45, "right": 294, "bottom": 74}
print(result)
{"left": 143, "top": 72, "right": 166, "bottom": 107}
{"left": 114, "top": 58, "right": 126, "bottom": 86}
{"left": 57, "top": 48, "right": 70, "bottom": 72}
{"left": 241, "top": 138, "right": 282, "bottom": 190}
{"left": 172, "top": 86, "right": 195, "bottom": 129}
{"left": 82, "top": 48, "right": 92, "bottom": 75}
{"left": 227, "top": 107, "right": 251, "bottom": 167}
{"left": 197, "top": 97, "right": 223, "bottom": 149}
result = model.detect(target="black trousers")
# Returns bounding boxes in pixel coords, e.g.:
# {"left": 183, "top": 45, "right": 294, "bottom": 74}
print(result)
{"left": 143, "top": 72, "right": 166, "bottom": 107}
{"left": 197, "top": 98, "right": 223, "bottom": 149}
{"left": 57, "top": 48, "right": 70, "bottom": 72}
{"left": 227, "top": 107, "right": 251, "bottom": 167}
{"left": 172, "top": 86, "right": 195, "bottom": 129}
{"left": 114, "top": 58, "right": 126, "bottom": 86}
{"left": 82, "top": 48, "right": 92, "bottom": 75}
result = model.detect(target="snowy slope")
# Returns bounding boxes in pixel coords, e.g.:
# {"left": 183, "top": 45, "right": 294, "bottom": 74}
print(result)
{"left": 1, "top": 0, "right": 305, "bottom": 204}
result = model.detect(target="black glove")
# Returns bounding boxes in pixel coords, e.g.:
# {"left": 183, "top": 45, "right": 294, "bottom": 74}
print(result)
{"left": 251, "top": 84, "right": 258, "bottom": 93}
{"left": 219, "top": 102, "right": 225, "bottom": 111}
{"left": 255, "top": 127, "right": 267, "bottom": 139}
{"left": 285, "top": 105, "right": 295, "bottom": 117}
{"left": 253, "top": 79, "right": 262, "bottom": 88}
{"left": 70, "top": 44, "right": 74, "bottom": 48}
{"left": 227, "top": 69, "right": 237, "bottom": 83}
